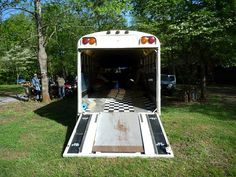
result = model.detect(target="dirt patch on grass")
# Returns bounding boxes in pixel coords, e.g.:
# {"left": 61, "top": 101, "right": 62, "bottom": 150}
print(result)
{"left": 220, "top": 96, "right": 236, "bottom": 106}
{"left": 195, "top": 124, "right": 216, "bottom": 131}
{"left": 0, "top": 116, "right": 17, "bottom": 125}
{"left": 0, "top": 148, "right": 28, "bottom": 160}
{"left": 208, "top": 86, "right": 236, "bottom": 95}
{"left": 20, "top": 132, "right": 42, "bottom": 147}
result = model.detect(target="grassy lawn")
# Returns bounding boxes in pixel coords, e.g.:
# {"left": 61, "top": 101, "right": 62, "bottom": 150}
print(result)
{"left": 0, "top": 85, "right": 235, "bottom": 176}
{"left": 0, "top": 85, "right": 24, "bottom": 97}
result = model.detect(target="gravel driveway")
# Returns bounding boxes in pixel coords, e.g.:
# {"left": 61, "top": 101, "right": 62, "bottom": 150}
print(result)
{"left": 0, "top": 96, "right": 19, "bottom": 104}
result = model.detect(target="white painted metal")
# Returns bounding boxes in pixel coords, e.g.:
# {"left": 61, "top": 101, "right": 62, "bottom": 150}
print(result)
{"left": 80, "top": 113, "right": 98, "bottom": 153}
{"left": 77, "top": 51, "right": 82, "bottom": 113}
{"left": 139, "top": 113, "right": 155, "bottom": 155}
{"left": 77, "top": 30, "right": 160, "bottom": 49}
{"left": 155, "top": 49, "right": 161, "bottom": 115}
{"left": 77, "top": 30, "right": 161, "bottom": 114}
{"left": 155, "top": 113, "right": 173, "bottom": 155}
{"left": 64, "top": 152, "right": 173, "bottom": 158}
{"left": 63, "top": 112, "right": 174, "bottom": 157}
{"left": 63, "top": 114, "right": 83, "bottom": 157}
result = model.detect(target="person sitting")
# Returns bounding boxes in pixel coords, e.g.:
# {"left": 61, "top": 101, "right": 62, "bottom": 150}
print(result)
{"left": 31, "top": 74, "right": 41, "bottom": 101}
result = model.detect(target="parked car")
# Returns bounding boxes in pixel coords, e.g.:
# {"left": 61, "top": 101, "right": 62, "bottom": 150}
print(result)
{"left": 161, "top": 74, "right": 176, "bottom": 95}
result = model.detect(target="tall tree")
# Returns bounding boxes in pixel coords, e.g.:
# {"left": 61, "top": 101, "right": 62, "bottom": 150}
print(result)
{"left": 0, "top": 13, "right": 37, "bottom": 83}
{"left": 1, "top": 0, "right": 53, "bottom": 102}
{"left": 0, "top": 45, "right": 36, "bottom": 83}
{"left": 34, "top": 0, "right": 50, "bottom": 102}
{"left": 70, "top": 0, "right": 131, "bottom": 31}
{"left": 42, "top": 2, "right": 86, "bottom": 77}
{"left": 132, "top": 0, "right": 236, "bottom": 100}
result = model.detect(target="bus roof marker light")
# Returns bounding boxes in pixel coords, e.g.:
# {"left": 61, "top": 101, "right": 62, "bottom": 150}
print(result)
{"left": 115, "top": 30, "right": 120, "bottom": 34}
{"left": 125, "top": 30, "right": 129, "bottom": 34}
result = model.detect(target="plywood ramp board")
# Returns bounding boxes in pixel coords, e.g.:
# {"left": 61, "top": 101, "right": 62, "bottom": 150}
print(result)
{"left": 92, "top": 113, "right": 144, "bottom": 153}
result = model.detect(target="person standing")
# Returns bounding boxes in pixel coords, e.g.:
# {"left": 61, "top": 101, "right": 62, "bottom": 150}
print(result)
{"left": 32, "top": 73, "right": 41, "bottom": 101}
{"left": 57, "top": 75, "right": 65, "bottom": 98}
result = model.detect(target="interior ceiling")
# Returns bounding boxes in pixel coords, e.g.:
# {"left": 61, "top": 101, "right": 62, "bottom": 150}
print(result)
{"left": 82, "top": 49, "right": 155, "bottom": 68}
{"left": 94, "top": 49, "right": 143, "bottom": 57}
{"left": 95, "top": 49, "right": 141, "bottom": 67}
{"left": 83, "top": 49, "right": 155, "bottom": 57}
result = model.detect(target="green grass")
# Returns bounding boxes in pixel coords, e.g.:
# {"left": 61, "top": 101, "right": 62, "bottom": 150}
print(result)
{"left": 0, "top": 86, "right": 235, "bottom": 177}
{"left": 0, "top": 85, "right": 24, "bottom": 96}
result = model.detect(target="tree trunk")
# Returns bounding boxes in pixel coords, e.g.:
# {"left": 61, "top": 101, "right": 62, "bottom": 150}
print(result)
{"left": 171, "top": 49, "right": 176, "bottom": 75}
{"left": 34, "top": 0, "right": 50, "bottom": 103}
{"left": 200, "top": 61, "right": 206, "bottom": 100}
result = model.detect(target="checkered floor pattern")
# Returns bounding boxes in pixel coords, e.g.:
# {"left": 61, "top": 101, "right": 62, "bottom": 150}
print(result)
{"left": 103, "top": 99, "right": 135, "bottom": 112}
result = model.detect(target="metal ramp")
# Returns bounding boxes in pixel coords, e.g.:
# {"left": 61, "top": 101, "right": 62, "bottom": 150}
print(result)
{"left": 63, "top": 112, "right": 173, "bottom": 157}
{"left": 92, "top": 113, "right": 143, "bottom": 153}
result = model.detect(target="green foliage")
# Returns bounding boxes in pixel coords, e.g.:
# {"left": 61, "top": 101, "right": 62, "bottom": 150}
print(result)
{"left": 69, "top": 0, "right": 131, "bottom": 30}
{"left": 0, "top": 0, "right": 235, "bottom": 85}
{"left": 133, "top": 0, "right": 236, "bottom": 85}
{"left": 0, "top": 45, "right": 37, "bottom": 84}
{"left": 0, "top": 13, "right": 37, "bottom": 83}
{"left": 0, "top": 84, "right": 24, "bottom": 96}
{"left": 0, "top": 13, "right": 35, "bottom": 52}
{"left": 42, "top": 2, "right": 80, "bottom": 76}
{"left": 42, "top": 0, "right": 131, "bottom": 76}
{"left": 0, "top": 0, "right": 132, "bottom": 81}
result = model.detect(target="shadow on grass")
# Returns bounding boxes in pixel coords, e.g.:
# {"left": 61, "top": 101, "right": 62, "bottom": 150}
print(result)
{"left": 34, "top": 96, "right": 77, "bottom": 155}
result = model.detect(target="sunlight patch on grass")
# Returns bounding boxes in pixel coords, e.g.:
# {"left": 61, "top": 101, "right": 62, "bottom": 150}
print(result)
{"left": 0, "top": 148, "right": 28, "bottom": 160}
{"left": 0, "top": 85, "right": 24, "bottom": 96}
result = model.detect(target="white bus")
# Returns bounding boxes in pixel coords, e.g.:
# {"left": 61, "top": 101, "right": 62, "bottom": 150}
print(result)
{"left": 63, "top": 30, "right": 173, "bottom": 157}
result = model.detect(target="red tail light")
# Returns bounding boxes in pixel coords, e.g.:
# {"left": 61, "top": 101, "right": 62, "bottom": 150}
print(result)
{"left": 82, "top": 37, "right": 96, "bottom": 45}
{"left": 148, "top": 36, "right": 155, "bottom": 44}
{"left": 82, "top": 37, "right": 89, "bottom": 44}
{"left": 140, "top": 36, "right": 156, "bottom": 44}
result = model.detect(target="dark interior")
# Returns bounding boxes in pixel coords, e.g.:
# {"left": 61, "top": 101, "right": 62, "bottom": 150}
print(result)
{"left": 81, "top": 48, "right": 157, "bottom": 112}
{"left": 95, "top": 49, "right": 142, "bottom": 68}
{"left": 82, "top": 49, "right": 148, "bottom": 93}
{"left": 82, "top": 49, "right": 155, "bottom": 95}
